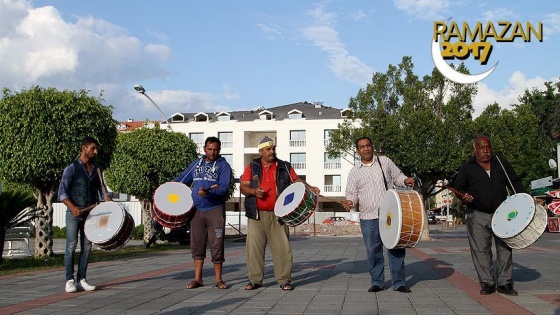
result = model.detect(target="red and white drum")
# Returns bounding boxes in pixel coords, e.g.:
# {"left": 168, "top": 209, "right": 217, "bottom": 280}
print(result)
{"left": 274, "top": 182, "right": 318, "bottom": 227}
{"left": 492, "top": 193, "right": 547, "bottom": 249}
{"left": 379, "top": 189, "right": 425, "bottom": 249}
{"left": 153, "top": 182, "right": 193, "bottom": 228}
{"left": 84, "top": 202, "right": 135, "bottom": 251}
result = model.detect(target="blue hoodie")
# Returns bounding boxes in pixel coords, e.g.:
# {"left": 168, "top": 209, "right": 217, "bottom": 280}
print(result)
{"left": 174, "top": 156, "right": 232, "bottom": 211}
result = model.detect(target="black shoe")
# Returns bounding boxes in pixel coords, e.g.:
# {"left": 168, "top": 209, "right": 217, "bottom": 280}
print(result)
{"left": 480, "top": 283, "right": 496, "bottom": 295}
{"left": 396, "top": 286, "right": 411, "bottom": 293}
{"left": 497, "top": 284, "right": 518, "bottom": 296}
{"left": 368, "top": 285, "right": 383, "bottom": 292}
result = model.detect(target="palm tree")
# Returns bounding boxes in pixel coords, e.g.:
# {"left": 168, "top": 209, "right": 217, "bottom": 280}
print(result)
{"left": 0, "top": 189, "right": 38, "bottom": 263}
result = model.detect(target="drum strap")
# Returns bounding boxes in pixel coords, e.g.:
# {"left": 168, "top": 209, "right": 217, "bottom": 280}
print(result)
{"left": 496, "top": 156, "right": 516, "bottom": 195}
{"left": 376, "top": 156, "right": 388, "bottom": 191}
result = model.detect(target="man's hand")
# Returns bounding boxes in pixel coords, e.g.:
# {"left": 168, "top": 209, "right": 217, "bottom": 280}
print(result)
{"left": 341, "top": 200, "right": 353, "bottom": 211}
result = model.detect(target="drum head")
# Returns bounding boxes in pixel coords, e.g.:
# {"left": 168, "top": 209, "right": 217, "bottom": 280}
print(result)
{"left": 274, "top": 182, "right": 306, "bottom": 217}
{"left": 492, "top": 193, "right": 536, "bottom": 238}
{"left": 85, "top": 202, "right": 126, "bottom": 244}
{"left": 379, "top": 189, "right": 403, "bottom": 249}
{"left": 154, "top": 182, "right": 193, "bottom": 215}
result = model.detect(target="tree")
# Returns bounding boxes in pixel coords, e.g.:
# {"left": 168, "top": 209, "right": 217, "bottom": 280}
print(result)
{"left": 103, "top": 127, "right": 198, "bottom": 243}
{"left": 326, "top": 57, "right": 478, "bottom": 240}
{"left": 0, "top": 86, "right": 117, "bottom": 257}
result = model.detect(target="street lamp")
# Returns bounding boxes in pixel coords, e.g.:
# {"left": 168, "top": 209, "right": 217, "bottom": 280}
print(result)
{"left": 133, "top": 84, "right": 171, "bottom": 130}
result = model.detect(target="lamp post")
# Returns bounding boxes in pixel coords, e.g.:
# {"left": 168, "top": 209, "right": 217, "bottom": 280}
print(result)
{"left": 133, "top": 84, "right": 171, "bottom": 130}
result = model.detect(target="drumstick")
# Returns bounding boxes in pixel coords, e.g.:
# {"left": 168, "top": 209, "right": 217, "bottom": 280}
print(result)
{"left": 97, "top": 168, "right": 108, "bottom": 200}
{"left": 253, "top": 175, "right": 260, "bottom": 188}
{"left": 79, "top": 204, "right": 97, "bottom": 213}
{"left": 436, "top": 185, "right": 468, "bottom": 200}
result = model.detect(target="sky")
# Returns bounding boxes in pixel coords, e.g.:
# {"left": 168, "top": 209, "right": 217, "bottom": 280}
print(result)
{"left": 0, "top": 0, "right": 558, "bottom": 122}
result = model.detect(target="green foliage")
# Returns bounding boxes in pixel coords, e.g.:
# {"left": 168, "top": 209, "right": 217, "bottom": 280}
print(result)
{"left": 104, "top": 128, "right": 198, "bottom": 201}
{"left": 0, "top": 86, "right": 118, "bottom": 188}
{"left": 133, "top": 224, "right": 144, "bottom": 240}
{"left": 52, "top": 226, "right": 66, "bottom": 239}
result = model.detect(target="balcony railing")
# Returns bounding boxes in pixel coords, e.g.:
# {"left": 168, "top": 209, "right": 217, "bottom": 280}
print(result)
{"left": 289, "top": 140, "right": 306, "bottom": 147}
{"left": 324, "top": 162, "right": 341, "bottom": 169}
{"left": 323, "top": 139, "right": 330, "bottom": 147}
{"left": 291, "top": 162, "right": 306, "bottom": 169}
{"left": 221, "top": 141, "right": 233, "bottom": 148}
{"left": 323, "top": 185, "right": 342, "bottom": 193}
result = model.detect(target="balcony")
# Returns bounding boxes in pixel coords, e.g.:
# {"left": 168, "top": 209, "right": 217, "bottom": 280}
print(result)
{"left": 221, "top": 141, "right": 233, "bottom": 148}
{"left": 323, "top": 185, "right": 342, "bottom": 193}
{"left": 323, "top": 139, "right": 330, "bottom": 147}
{"left": 324, "top": 162, "right": 341, "bottom": 169}
{"left": 291, "top": 162, "right": 306, "bottom": 170}
{"left": 289, "top": 140, "right": 306, "bottom": 147}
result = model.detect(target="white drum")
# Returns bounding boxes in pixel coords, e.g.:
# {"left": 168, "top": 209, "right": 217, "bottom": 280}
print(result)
{"left": 379, "top": 189, "right": 425, "bottom": 249}
{"left": 84, "top": 202, "right": 135, "bottom": 251}
{"left": 492, "top": 193, "right": 547, "bottom": 249}
{"left": 153, "top": 182, "right": 194, "bottom": 228}
{"left": 274, "top": 182, "right": 318, "bottom": 227}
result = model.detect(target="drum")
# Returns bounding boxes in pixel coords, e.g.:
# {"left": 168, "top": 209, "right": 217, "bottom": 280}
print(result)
{"left": 379, "top": 189, "right": 425, "bottom": 249}
{"left": 492, "top": 193, "right": 547, "bottom": 249}
{"left": 274, "top": 182, "right": 318, "bottom": 227}
{"left": 84, "top": 202, "right": 135, "bottom": 251}
{"left": 153, "top": 182, "right": 194, "bottom": 228}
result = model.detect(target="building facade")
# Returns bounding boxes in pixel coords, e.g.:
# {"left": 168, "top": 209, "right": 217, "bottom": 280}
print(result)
{"left": 154, "top": 101, "right": 357, "bottom": 213}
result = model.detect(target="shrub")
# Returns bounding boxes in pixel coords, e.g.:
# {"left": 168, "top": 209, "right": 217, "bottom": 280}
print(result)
{"left": 133, "top": 225, "right": 144, "bottom": 240}
{"left": 52, "top": 226, "right": 66, "bottom": 238}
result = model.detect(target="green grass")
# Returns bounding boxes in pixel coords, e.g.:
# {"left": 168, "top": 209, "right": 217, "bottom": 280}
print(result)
{"left": 0, "top": 243, "right": 187, "bottom": 276}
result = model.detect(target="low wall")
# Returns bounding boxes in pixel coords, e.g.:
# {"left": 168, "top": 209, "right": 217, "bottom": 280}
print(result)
{"left": 52, "top": 202, "right": 358, "bottom": 228}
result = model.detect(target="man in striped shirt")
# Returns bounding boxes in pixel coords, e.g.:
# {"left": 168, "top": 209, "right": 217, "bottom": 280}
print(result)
{"left": 342, "top": 137, "right": 415, "bottom": 293}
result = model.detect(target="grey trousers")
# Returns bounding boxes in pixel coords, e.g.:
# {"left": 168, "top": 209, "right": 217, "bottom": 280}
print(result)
{"left": 466, "top": 210, "right": 513, "bottom": 287}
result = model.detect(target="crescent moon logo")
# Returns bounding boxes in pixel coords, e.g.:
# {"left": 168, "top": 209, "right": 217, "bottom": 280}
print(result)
{"left": 432, "top": 19, "right": 498, "bottom": 84}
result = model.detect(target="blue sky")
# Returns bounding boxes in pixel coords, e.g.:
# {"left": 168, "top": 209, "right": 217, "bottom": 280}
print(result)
{"left": 1, "top": 0, "right": 558, "bottom": 121}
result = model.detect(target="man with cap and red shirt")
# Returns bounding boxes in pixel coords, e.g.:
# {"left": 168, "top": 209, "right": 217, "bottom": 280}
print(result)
{"left": 240, "top": 136, "right": 319, "bottom": 291}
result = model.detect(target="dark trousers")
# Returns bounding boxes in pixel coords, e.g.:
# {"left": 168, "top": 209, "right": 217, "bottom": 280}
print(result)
{"left": 190, "top": 205, "right": 226, "bottom": 263}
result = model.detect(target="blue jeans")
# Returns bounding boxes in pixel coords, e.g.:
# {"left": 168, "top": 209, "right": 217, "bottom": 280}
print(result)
{"left": 64, "top": 210, "right": 92, "bottom": 281}
{"left": 360, "top": 219, "right": 406, "bottom": 289}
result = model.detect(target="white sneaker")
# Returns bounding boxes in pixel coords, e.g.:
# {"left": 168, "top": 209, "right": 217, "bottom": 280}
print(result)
{"left": 65, "top": 280, "right": 77, "bottom": 293}
{"left": 78, "top": 278, "right": 96, "bottom": 291}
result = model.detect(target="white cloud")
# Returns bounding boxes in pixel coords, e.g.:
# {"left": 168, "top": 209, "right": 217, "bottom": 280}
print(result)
{"left": 393, "top": 0, "right": 451, "bottom": 20}
{"left": 301, "top": 5, "right": 373, "bottom": 85}
{"left": 222, "top": 84, "right": 240, "bottom": 100}
{"left": 480, "top": 8, "right": 518, "bottom": 21}
{"left": 472, "top": 71, "right": 550, "bottom": 117}
{"left": 255, "top": 23, "right": 284, "bottom": 39}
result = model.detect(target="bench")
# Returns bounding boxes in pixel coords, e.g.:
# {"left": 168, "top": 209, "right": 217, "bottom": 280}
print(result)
{"left": 3, "top": 225, "right": 34, "bottom": 257}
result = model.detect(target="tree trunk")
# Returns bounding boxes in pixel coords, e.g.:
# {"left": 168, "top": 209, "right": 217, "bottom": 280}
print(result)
{"left": 140, "top": 199, "right": 154, "bottom": 245}
{"left": 420, "top": 197, "right": 432, "bottom": 241}
{"left": 34, "top": 189, "right": 55, "bottom": 258}
{"left": 0, "top": 226, "right": 6, "bottom": 264}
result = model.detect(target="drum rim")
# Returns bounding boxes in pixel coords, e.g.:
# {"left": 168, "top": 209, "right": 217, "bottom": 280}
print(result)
{"left": 153, "top": 182, "right": 194, "bottom": 216}
{"left": 379, "top": 189, "right": 404, "bottom": 249}
{"left": 492, "top": 193, "right": 537, "bottom": 238}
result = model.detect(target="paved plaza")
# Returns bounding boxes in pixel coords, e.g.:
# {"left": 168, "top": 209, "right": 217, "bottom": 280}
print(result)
{"left": 0, "top": 225, "right": 559, "bottom": 314}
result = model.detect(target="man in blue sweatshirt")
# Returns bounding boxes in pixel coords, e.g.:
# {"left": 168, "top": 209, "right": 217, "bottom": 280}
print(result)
{"left": 175, "top": 136, "right": 232, "bottom": 290}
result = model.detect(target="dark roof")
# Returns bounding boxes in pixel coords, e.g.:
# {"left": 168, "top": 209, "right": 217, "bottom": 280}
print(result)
{"left": 171, "top": 101, "right": 349, "bottom": 123}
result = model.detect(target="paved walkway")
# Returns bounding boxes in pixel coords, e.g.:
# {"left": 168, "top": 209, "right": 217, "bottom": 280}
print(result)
{"left": 0, "top": 225, "right": 559, "bottom": 314}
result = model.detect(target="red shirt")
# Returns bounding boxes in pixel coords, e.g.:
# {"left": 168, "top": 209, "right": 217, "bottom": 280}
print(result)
{"left": 242, "top": 161, "right": 298, "bottom": 211}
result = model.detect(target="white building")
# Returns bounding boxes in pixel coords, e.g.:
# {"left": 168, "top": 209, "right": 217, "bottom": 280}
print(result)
{"left": 161, "top": 101, "right": 357, "bottom": 213}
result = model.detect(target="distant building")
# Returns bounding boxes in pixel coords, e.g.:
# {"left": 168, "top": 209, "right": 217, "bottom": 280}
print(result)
{"left": 117, "top": 119, "right": 159, "bottom": 132}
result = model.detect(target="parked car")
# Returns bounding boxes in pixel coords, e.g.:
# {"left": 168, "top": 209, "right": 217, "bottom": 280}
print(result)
{"left": 323, "top": 216, "right": 357, "bottom": 225}
{"left": 427, "top": 212, "right": 437, "bottom": 224}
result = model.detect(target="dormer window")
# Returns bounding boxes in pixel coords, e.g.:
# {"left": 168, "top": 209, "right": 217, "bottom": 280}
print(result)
{"left": 340, "top": 108, "right": 352, "bottom": 118}
{"left": 258, "top": 110, "right": 273, "bottom": 120}
{"left": 288, "top": 109, "right": 303, "bottom": 119}
{"left": 194, "top": 112, "right": 209, "bottom": 122}
{"left": 171, "top": 113, "right": 185, "bottom": 122}
{"left": 216, "top": 112, "right": 231, "bottom": 121}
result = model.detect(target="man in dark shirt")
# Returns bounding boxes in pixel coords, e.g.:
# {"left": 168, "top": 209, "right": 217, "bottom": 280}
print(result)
{"left": 453, "top": 135, "right": 525, "bottom": 296}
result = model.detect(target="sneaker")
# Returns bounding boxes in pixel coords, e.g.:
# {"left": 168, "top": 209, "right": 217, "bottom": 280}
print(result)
{"left": 497, "top": 284, "right": 518, "bottom": 296}
{"left": 65, "top": 280, "right": 77, "bottom": 293}
{"left": 77, "top": 279, "right": 96, "bottom": 291}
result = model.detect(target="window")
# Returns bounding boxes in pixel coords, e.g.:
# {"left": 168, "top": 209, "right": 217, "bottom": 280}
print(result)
{"left": 171, "top": 114, "right": 184, "bottom": 122}
{"left": 324, "top": 129, "right": 335, "bottom": 147}
{"left": 290, "top": 153, "right": 306, "bottom": 170}
{"left": 218, "top": 132, "right": 233, "bottom": 148}
{"left": 258, "top": 110, "right": 273, "bottom": 120}
{"left": 222, "top": 154, "right": 233, "bottom": 165}
{"left": 324, "top": 175, "right": 341, "bottom": 193}
{"left": 194, "top": 113, "right": 209, "bottom": 122}
{"left": 217, "top": 112, "right": 230, "bottom": 121}
{"left": 288, "top": 110, "right": 302, "bottom": 119}
{"left": 189, "top": 133, "right": 204, "bottom": 153}
{"left": 324, "top": 153, "right": 341, "bottom": 169}
{"left": 289, "top": 130, "right": 306, "bottom": 147}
